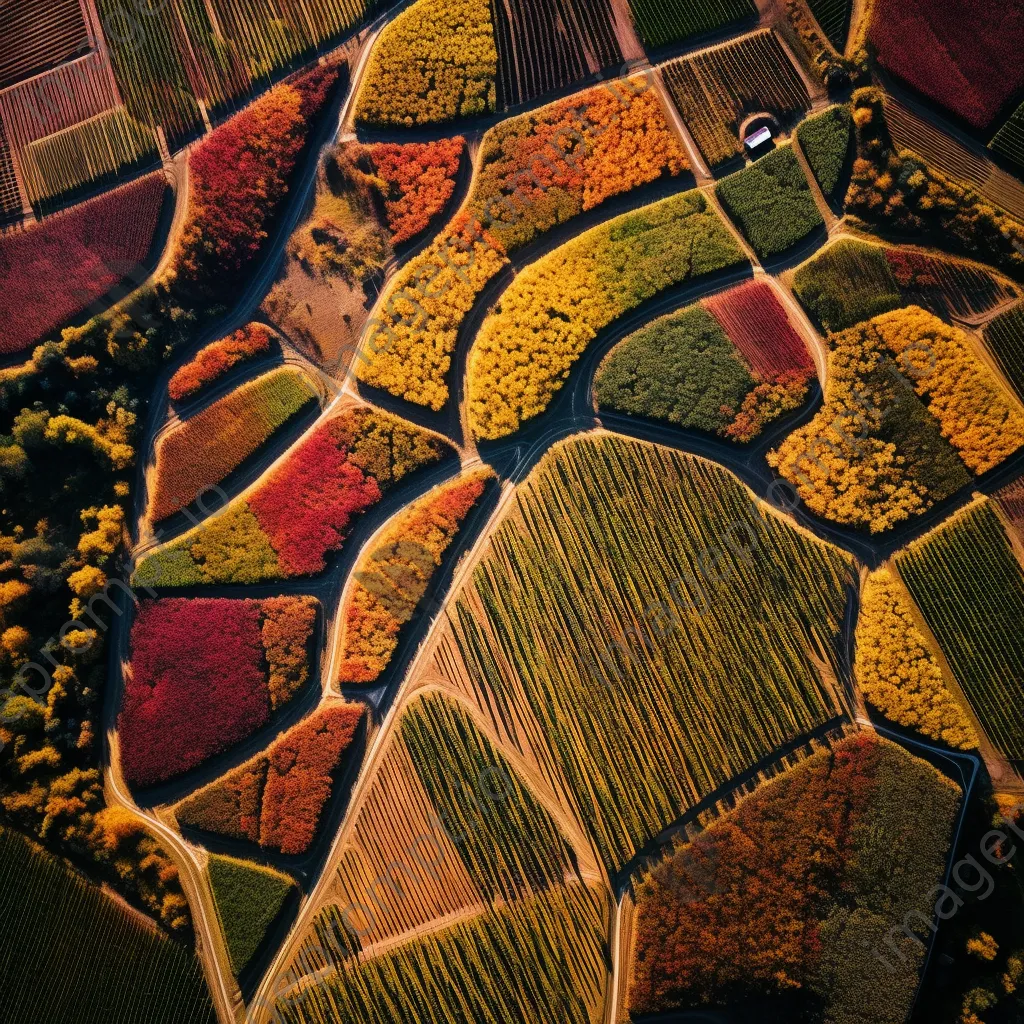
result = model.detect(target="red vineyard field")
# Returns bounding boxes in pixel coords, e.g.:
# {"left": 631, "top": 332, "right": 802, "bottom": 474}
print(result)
{"left": 175, "top": 62, "right": 340, "bottom": 292}
{"left": 120, "top": 597, "right": 317, "bottom": 787}
{"left": 703, "top": 281, "right": 815, "bottom": 442}
{"left": 703, "top": 280, "right": 813, "bottom": 377}
{"left": 248, "top": 418, "right": 384, "bottom": 577}
{"left": 0, "top": 171, "right": 167, "bottom": 354}
{"left": 869, "top": 0, "right": 1024, "bottom": 131}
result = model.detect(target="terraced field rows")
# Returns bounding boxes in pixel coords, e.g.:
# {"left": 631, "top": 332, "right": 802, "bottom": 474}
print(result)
{"left": 280, "top": 884, "right": 612, "bottom": 1024}
{"left": 662, "top": 31, "right": 810, "bottom": 167}
{"left": 443, "top": 434, "right": 854, "bottom": 871}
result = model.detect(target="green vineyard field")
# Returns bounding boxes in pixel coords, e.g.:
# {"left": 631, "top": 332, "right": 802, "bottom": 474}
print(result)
{"left": 985, "top": 303, "right": 1024, "bottom": 399}
{"left": 627, "top": 0, "right": 756, "bottom": 48}
{"left": 447, "top": 433, "right": 854, "bottom": 871}
{"left": 897, "top": 500, "right": 1024, "bottom": 760}
{"left": 0, "top": 826, "right": 215, "bottom": 1024}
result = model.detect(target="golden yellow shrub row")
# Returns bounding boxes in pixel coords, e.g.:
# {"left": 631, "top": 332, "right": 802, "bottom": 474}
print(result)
{"left": 856, "top": 568, "right": 977, "bottom": 750}
{"left": 355, "top": 0, "right": 497, "bottom": 126}
{"left": 355, "top": 215, "right": 506, "bottom": 410}
{"left": 466, "top": 190, "right": 745, "bottom": 439}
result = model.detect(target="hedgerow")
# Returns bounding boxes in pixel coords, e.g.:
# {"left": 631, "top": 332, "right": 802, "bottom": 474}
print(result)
{"left": 355, "top": 0, "right": 496, "bottom": 126}
{"left": 175, "top": 63, "right": 341, "bottom": 294}
{"left": 796, "top": 104, "right": 852, "bottom": 200}
{"left": 629, "top": 735, "right": 960, "bottom": 1020}
{"left": 119, "top": 597, "right": 318, "bottom": 787}
{"left": 150, "top": 367, "right": 317, "bottom": 523}
{"left": 715, "top": 146, "right": 823, "bottom": 258}
{"left": 168, "top": 324, "right": 273, "bottom": 404}
{"left": 467, "top": 190, "right": 745, "bottom": 439}
{"left": 208, "top": 855, "right": 296, "bottom": 976}
{"left": 356, "top": 80, "right": 688, "bottom": 409}
{"left": 338, "top": 469, "right": 492, "bottom": 684}
{"left": 768, "top": 306, "right": 1024, "bottom": 531}
{"left": 134, "top": 408, "right": 454, "bottom": 585}
{"left": 176, "top": 702, "right": 366, "bottom": 855}
{"left": 847, "top": 89, "right": 1024, "bottom": 278}
{"left": 856, "top": 569, "right": 977, "bottom": 749}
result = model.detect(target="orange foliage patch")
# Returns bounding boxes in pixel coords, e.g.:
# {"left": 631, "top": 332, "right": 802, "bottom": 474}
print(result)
{"left": 338, "top": 469, "right": 491, "bottom": 684}
{"left": 175, "top": 702, "right": 365, "bottom": 855}
{"left": 629, "top": 734, "right": 959, "bottom": 1016}
{"left": 366, "top": 137, "right": 464, "bottom": 244}
{"left": 168, "top": 324, "right": 273, "bottom": 403}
